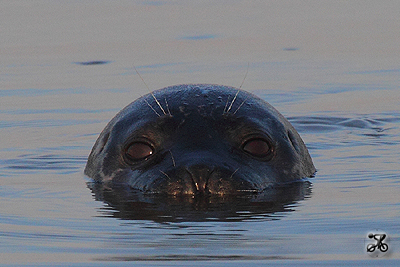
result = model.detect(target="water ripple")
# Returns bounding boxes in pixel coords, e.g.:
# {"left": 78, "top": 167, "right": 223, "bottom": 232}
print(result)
{"left": 0, "top": 119, "right": 102, "bottom": 128}
{"left": 1, "top": 154, "right": 86, "bottom": 175}
{"left": 289, "top": 114, "right": 400, "bottom": 144}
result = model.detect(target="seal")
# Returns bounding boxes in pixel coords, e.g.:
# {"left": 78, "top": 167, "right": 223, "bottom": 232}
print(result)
{"left": 85, "top": 84, "right": 315, "bottom": 196}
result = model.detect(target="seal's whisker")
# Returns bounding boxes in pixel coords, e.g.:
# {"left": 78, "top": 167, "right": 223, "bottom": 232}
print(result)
{"left": 236, "top": 189, "right": 260, "bottom": 193}
{"left": 168, "top": 150, "right": 176, "bottom": 167}
{"left": 230, "top": 168, "right": 240, "bottom": 180}
{"left": 226, "top": 62, "right": 249, "bottom": 115}
{"left": 233, "top": 95, "right": 250, "bottom": 115}
{"left": 133, "top": 65, "right": 167, "bottom": 116}
{"left": 225, "top": 90, "right": 240, "bottom": 114}
{"left": 144, "top": 99, "right": 161, "bottom": 117}
{"left": 239, "top": 62, "right": 250, "bottom": 90}
{"left": 165, "top": 97, "right": 172, "bottom": 116}
{"left": 160, "top": 170, "right": 172, "bottom": 181}
{"left": 223, "top": 95, "right": 231, "bottom": 115}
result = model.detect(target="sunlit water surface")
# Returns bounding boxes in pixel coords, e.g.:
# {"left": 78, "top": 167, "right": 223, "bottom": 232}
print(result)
{"left": 1, "top": 1, "right": 399, "bottom": 266}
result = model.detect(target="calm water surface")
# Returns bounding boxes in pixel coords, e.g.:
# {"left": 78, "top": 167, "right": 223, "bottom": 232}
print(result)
{"left": 1, "top": 1, "right": 399, "bottom": 266}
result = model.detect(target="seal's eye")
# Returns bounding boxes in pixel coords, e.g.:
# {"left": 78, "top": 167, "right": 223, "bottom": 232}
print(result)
{"left": 125, "top": 142, "right": 154, "bottom": 161}
{"left": 242, "top": 138, "right": 272, "bottom": 159}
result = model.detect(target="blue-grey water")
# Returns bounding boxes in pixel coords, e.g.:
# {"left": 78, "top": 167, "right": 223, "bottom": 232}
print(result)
{"left": 1, "top": 1, "right": 399, "bottom": 266}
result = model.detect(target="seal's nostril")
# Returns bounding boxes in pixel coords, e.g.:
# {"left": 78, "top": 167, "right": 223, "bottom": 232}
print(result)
{"left": 186, "top": 165, "right": 214, "bottom": 194}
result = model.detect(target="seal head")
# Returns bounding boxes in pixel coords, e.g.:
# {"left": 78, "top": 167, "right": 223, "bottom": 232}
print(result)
{"left": 85, "top": 84, "right": 315, "bottom": 196}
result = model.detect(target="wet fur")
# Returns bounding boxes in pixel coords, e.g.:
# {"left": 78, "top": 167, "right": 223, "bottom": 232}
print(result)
{"left": 85, "top": 84, "right": 316, "bottom": 196}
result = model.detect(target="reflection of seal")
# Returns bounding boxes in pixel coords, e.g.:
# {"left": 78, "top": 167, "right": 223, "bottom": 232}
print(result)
{"left": 85, "top": 84, "right": 315, "bottom": 196}
{"left": 88, "top": 181, "right": 312, "bottom": 222}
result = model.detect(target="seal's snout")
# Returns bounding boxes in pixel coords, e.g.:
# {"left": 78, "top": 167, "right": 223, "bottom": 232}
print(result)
{"left": 186, "top": 164, "right": 214, "bottom": 194}
{"left": 163, "top": 164, "right": 254, "bottom": 196}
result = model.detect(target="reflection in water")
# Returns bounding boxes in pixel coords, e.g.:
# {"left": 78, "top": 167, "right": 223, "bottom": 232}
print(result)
{"left": 88, "top": 181, "right": 312, "bottom": 223}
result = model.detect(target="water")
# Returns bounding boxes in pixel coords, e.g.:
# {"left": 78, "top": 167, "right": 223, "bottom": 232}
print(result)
{"left": 1, "top": 1, "right": 399, "bottom": 266}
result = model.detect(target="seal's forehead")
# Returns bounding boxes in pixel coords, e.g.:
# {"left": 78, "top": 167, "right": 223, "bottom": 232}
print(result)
{"left": 140, "top": 84, "right": 272, "bottom": 115}
{"left": 112, "top": 84, "right": 288, "bottom": 134}
{"left": 153, "top": 84, "right": 250, "bottom": 101}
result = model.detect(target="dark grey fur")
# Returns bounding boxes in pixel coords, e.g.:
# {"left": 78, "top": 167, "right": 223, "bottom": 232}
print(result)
{"left": 85, "top": 84, "right": 315, "bottom": 195}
